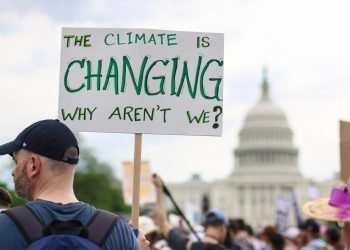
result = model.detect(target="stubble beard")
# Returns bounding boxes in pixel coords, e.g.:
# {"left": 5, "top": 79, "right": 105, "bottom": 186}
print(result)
{"left": 14, "top": 165, "right": 31, "bottom": 201}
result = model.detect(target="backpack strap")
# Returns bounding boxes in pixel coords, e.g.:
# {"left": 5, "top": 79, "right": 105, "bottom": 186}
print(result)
{"left": 2, "top": 206, "right": 118, "bottom": 247}
{"left": 2, "top": 205, "right": 44, "bottom": 244}
{"left": 86, "top": 209, "right": 119, "bottom": 246}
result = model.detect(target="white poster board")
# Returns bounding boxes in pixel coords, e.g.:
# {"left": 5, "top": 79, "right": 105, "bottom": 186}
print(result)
{"left": 58, "top": 28, "right": 224, "bottom": 136}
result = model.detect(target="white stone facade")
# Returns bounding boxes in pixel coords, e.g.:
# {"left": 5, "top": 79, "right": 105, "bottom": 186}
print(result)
{"left": 168, "top": 73, "right": 335, "bottom": 229}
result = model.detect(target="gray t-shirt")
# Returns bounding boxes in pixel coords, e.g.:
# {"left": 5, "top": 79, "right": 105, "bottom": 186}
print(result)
{"left": 0, "top": 199, "right": 139, "bottom": 250}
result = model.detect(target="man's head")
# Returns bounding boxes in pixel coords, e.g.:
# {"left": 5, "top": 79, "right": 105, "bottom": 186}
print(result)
{"left": 0, "top": 119, "right": 79, "bottom": 200}
{"left": 228, "top": 218, "right": 247, "bottom": 239}
{"left": 0, "top": 187, "right": 12, "bottom": 210}
{"left": 203, "top": 209, "right": 228, "bottom": 242}
{"left": 298, "top": 218, "right": 320, "bottom": 244}
{"left": 325, "top": 227, "right": 340, "bottom": 245}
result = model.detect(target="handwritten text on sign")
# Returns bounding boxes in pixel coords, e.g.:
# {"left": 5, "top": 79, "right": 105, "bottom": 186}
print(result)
{"left": 58, "top": 28, "right": 224, "bottom": 136}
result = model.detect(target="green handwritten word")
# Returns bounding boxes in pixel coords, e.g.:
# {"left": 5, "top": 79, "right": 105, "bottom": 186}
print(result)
{"left": 197, "top": 36, "right": 210, "bottom": 48}
{"left": 64, "top": 56, "right": 223, "bottom": 101}
{"left": 104, "top": 32, "right": 177, "bottom": 46}
{"left": 64, "top": 34, "right": 92, "bottom": 47}
{"left": 187, "top": 110, "right": 210, "bottom": 124}
{"left": 108, "top": 105, "right": 171, "bottom": 123}
{"left": 61, "top": 107, "right": 97, "bottom": 120}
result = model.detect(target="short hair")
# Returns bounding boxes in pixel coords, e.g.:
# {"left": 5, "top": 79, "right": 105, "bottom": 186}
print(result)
{"left": 325, "top": 227, "right": 340, "bottom": 243}
{"left": 0, "top": 187, "right": 12, "bottom": 208}
{"left": 63, "top": 146, "right": 79, "bottom": 162}
{"left": 298, "top": 219, "right": 320, "bottom": 235}
{"left": 245, "top": 224, "right": 254, "bottom": 236}
{"left": 229, "top": 218, "right": 246, "bottom": 233}
{"left": 268, "top": 233, "right": 285, "bottom": 250}
{"left": 44, "top": 146, "right": 78, "bottom": 174}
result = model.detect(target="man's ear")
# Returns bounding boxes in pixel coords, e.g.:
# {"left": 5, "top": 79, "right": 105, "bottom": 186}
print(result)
{"left": 29, "top": 155, "right": 42, "bottom": 178}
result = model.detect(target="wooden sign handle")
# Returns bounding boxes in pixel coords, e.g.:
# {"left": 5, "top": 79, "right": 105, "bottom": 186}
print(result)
{"left": 131, "top": 133, "right": 142, "bottom": 234}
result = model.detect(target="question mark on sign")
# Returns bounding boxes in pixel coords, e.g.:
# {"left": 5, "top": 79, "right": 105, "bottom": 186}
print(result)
{"left": 212, "top": 105, "right": 223, "bottom": 129}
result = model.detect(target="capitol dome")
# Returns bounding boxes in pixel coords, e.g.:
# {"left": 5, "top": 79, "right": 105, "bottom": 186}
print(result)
{"left": 167, "top": 70, "right": 327, "bottom": 230}
{"left": 244, "top": 76, "right": 289, "bottom": 129}
{"left": 233, "top": 71, "right": 300, "bottom": 177}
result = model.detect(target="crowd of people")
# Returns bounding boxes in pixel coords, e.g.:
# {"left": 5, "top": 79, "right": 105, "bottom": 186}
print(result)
{"left": 0, "top": 118, "right": 349, "bottom": 250}
{"left": 134, "top": 174, "right": 348, "bottom": 250}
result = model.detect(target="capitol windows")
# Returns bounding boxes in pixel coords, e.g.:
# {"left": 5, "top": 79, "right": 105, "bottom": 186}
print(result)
{"left": 238, "top": 153, "right": 246, "bottom": 165}
{"left": 238, "top": 186, "right": 245, "bottom": 205}
{"left": 269, "top": 186, "right": 274, "bottom": 203}
{"left": 271, "top": 153, "right": 276, "bottom": 164}
{"left": 251, "top": 186, "right": 256, "bottom": 206}
{"left": 260, "top": 191, "right": 265, "bottom": 204}
{"left": 220, "top": 196, "right": 225, "bottom": 206}
{"left": 261, "top": 153, "right": 266, "bottom": 164}
{"left": 238, "top": 186, "right": 245, "bottom": 216}
{"left": 257, "top": 152, "right": 273, "bottom": 165}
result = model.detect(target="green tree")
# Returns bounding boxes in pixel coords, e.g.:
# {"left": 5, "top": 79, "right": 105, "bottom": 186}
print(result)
{"left": 73, "top": 134, "right": 130, "bottom": 213}
{"left": 0, "top": 183, "right": 25, "bottom": 207}
{"left": 0, "top": 158, "right": 26, "bottom": 207}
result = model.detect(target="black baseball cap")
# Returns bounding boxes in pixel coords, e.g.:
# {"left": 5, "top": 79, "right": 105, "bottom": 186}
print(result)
{"left": 203, "top": 209, "right": 227, "bottom": 225}
{"left": 0, "top": 119, "right": 79, "bottom": 164}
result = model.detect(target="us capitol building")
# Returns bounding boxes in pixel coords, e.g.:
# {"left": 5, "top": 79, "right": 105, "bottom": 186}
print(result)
{"left": 167, "top": 72, "right": 335, "bottom": 229}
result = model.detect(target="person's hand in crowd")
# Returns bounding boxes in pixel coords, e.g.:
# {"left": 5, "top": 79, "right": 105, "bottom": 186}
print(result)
{"left": 137, "top": 230, "right": 150, "bottom": 250}
{"left": 128, "top": 221, "right": 150, "bottom": 250}
{"left": 152, "top": 174, "right": 172, "bottom": 236}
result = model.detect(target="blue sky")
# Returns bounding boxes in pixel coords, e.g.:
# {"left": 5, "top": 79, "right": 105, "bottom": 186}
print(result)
{"left": 0, "top": 0, "right": 349, "bottom": 184}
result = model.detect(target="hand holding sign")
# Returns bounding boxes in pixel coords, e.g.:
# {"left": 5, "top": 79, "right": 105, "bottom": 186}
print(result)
{"left": 57, "top": 27, "right": 224, "bottom": 231}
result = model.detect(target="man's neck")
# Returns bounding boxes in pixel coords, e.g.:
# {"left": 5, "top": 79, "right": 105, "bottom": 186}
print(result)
{"left": 35, "top": 193, "right": 79, "bottom": 204}
{"left": 33, "top": 178, "right": 78, "bottom": 204}
{"left": 204, "top": 227, "right": 222, "bottom": 244}
{"left": 205, "top": 234, "right": 220, "bottom": 242}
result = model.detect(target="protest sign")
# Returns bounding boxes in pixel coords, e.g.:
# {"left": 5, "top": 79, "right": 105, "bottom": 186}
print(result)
{"left": 57, "top": 27, "right": 224, "bottom": 230}
{"left": 121, "top": 161, "right": 156, "bottom": 205}
{"left": 58, "top": 28, "right": 224, "bottom": 136}
{"left": 340, "top": 120, "right": 350, "bottom": 182}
